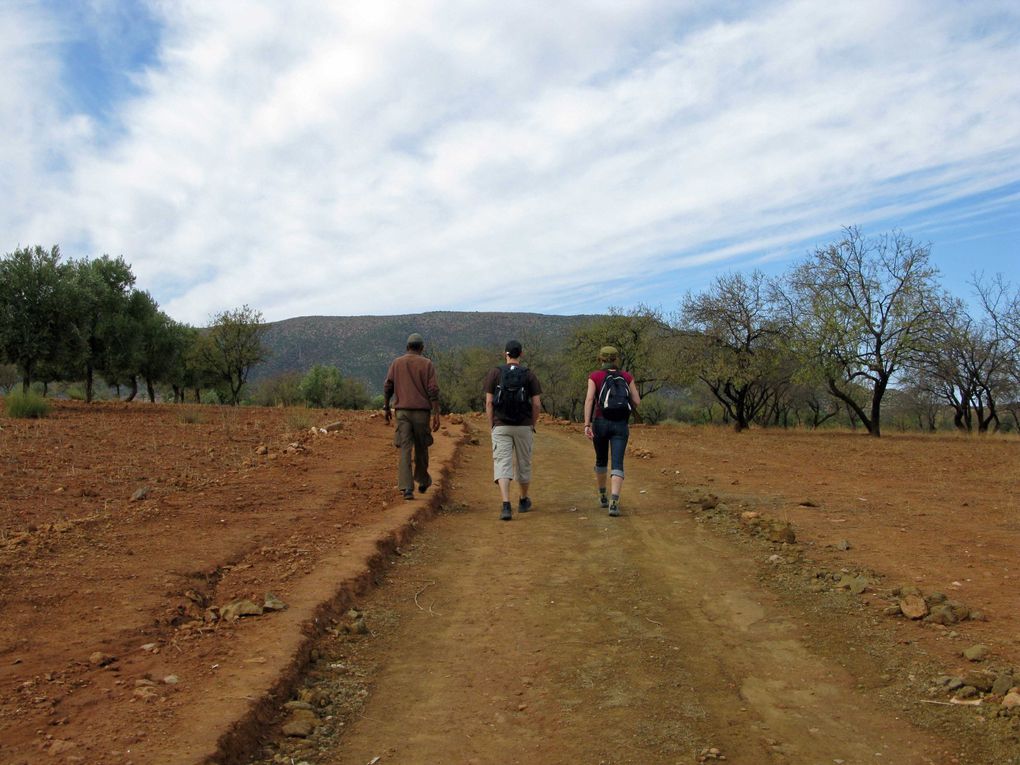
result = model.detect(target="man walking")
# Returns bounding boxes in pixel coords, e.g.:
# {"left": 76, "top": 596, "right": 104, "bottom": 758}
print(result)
{"left": 483, "top": 340, "right": 542, "bottom": 521}
{"left": 383, "top": 333, "right": 441, "bottom": 500}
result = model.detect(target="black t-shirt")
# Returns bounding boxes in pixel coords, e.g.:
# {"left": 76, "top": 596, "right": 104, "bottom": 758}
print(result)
{"left": 483, "top": 364, "right": 542, "bottom": 427}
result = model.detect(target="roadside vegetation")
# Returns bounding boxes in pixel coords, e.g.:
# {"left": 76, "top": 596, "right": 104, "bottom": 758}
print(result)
{"left": 2, "top": 227, "right": 1017, "bottom": 434}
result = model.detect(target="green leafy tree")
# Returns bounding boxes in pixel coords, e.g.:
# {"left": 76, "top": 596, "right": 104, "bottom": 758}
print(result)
{"left": 0, "top": 245, "right": 70, "bottom": 392}
{"left": 786, "top": 227, "right": 941, "bottom": 437}
{"left": 568, "top": 307, "right": 676, "bottom": 410}
{"left": 252, "top": 371, "right": 305, "bottom": 407}
{"left": 193, "top": 305, "right": 269, "bottom": 405}
{"left": 65, "top": 255, "right": 136, "bottom": 402}
{"left": 432, "top": 346, "right": 497, "bottom": 413}
{"left": 299, "top": 365, "right": 370, "bottom": 409}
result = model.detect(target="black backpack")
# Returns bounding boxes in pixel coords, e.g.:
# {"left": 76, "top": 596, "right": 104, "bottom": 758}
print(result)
{"left": 598, "top": 371, "right": 632, "bottom": 421}
{"left": 493, "top": 364, "right": 530, "bottom": 423}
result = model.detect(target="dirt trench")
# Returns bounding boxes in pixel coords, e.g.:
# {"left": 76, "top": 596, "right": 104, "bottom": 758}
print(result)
{"left": 249, "top": 423, "right": 984, "bottom": 765}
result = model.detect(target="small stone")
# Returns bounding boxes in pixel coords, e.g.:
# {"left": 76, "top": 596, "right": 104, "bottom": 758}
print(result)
{"left": 163, "top": 675, "right": 179, "bottom": 685}
{"left": 322, "top": 421, "right": 344, "bottom": 432}
{"left": 899, "top": 594, "right": 928, "bottom": 620}
{"left": 282, "top": 709, "right": 317, "bottom": 738}
{"left": 1002, "top": 692, "right": 1020, "bottom": 709}
{"left": 955, "top": 685, "right": 979, "bottom": 699}
{"left": 962, "top": 670, "right": 995, "bottom": 692}
{"left": 740, "top": 511, "right": 761, "bottom": 523}
{"left": 991, "top": 674, "right": 1016, "bottom": 696}
{"left": 927, "top": 591, "right": 947, "bottom": 605}
{"left": 263, "top": 593, "right": 287, "bottom": 611}
{"left": 927, "top": 604, "right": 959, "bottom": 625}
{"left": 89, "top": 652, "right": 116, "bottom": 667}
{"left": 219, "top": 599, "right": 264, "bottom": 621}
{"left": 255, "top": 445, "right": 269, "bottom": 455}
{"left": 883, "top": 605, "right": 902, "bottom": 617}
{"left": 130, "top": 486, "right": 149, "bottom": 502}
{"left": 139, "top": 643, "right": 158, "bottom": 653}
{"left": 836, "top": 539, "right": 852, "bottom": 551}
{"left": 963, "top": 644, "right": 989, "bottom": 662}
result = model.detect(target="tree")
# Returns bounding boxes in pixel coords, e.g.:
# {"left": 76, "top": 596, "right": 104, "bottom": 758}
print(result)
{"left": 0, "top": 245, "right": 70, "bottom": 392}
{"left": 65, "top": 255, "right": 136, "bottom": 402}
{"left": 432, "top": 346, "right": 496, "bottom": 413}
{"left": 786, "top": 227, "right": 941, "bottom": 437}
{"left": 568, "top": 307, "right": 676, "bottom": 403}
{"left": 193, "top": 305, "right": 269, "bottom": 405}
{"left": 677, "top": 271, "right": 789, "bottom": 431}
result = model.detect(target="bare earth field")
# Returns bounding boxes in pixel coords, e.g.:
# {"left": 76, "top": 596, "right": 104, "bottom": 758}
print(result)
{"left": 1, "top": 402, "right": 1018, "bottom": 764}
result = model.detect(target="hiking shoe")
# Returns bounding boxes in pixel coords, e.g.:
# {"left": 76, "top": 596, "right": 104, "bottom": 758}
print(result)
{"left": 402, "top": 489, "right": 414, "bottom": 500}
{"left": 418, "top": 476, "right": 432, "bottom": 494}
{"left": 608, "top": 501, "right": 620, "bottom": 517}
{"left": 518, "top": 497, "right": 532, "bottom": 513}
{"left": 599, "top": 493, "right": 609, "bottom": 509}
{"left": 500, "top": 502, "right": 512, "bottom": 521}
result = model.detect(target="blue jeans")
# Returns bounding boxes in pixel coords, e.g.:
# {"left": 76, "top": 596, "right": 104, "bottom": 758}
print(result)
{"left": 592, "top": 417, "right": 629, "bottom": 478}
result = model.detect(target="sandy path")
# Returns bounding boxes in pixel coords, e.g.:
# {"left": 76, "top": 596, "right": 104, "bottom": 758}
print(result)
{"left": 319, "top": 424, "right": 950, "bottom": 764}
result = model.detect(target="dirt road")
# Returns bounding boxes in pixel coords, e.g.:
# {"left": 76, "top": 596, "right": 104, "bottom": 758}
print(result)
{"left": 276, "top": 423, "right": 963, "bottom": 765}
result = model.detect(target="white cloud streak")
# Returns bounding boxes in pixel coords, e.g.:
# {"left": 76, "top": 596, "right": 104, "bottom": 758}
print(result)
{"left": 3, "top": 0, "right": 1020, "bottom": 323}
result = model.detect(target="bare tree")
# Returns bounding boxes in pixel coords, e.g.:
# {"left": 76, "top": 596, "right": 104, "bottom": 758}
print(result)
{"left": 786, "top": 227, "right": 941, "bottom": 437}
{"left": 677, "top": 271, "right": 789, "bottom": 431}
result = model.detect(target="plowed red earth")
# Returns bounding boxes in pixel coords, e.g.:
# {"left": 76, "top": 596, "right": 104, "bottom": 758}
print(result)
{"left": 1, "top": 402, "right": 1018, "bottom": 764}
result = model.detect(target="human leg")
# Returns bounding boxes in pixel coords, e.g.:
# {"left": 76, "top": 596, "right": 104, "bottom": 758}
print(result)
{"left": 394, "top": 410, "right": 415, "bottom": 495}
{"left": 491, "top": 427, "right": 515, "bottom": 519}
{"left": 407, "top": 410, "right": 432, "bottom": 491}
{"left": 507, "top": 428, "right": 534, "bottom": 505}
{"left": 592, "top": 419, "right": 610, "bottom": 507}
{"left": 607, "top": 420, "right": 629, "bottom": 516}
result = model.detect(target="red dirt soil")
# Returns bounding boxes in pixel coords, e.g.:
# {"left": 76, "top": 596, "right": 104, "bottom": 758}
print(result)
{"left": 1, "top": 403, "right": 1018, "bottom": 764}
{"left": 0, "top": 401, "right": 462, "bottom": 765}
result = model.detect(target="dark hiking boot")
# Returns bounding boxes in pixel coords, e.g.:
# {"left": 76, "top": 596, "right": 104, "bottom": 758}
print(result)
{"left": 599, "top": 491, "right": 609, "bottom": 509}
{"left": 500, "top": 502, "right": 512, "bottom": 521}
{"left": 418, "top": 476, "right": 432, "bottom": 494}
{"left": 403, "top": 489, "right": 414, "bottom": 500}
{"left": 518, "top": 497, "right": 532, "bottom": 513}
{"left": 608, "top": 500, "right": 620, "bottom": 517}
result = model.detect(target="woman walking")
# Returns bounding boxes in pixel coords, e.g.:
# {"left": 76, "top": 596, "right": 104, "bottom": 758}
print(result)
{"left": 583, "top": 346, "right": 641, "bottom": 517}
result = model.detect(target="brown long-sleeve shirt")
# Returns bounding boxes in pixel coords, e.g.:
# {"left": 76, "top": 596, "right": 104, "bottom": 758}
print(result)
{"left": 383, "top": 352, "right": 440, "bottom": 411}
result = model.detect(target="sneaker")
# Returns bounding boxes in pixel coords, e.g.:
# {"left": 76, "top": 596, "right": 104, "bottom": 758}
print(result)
{"left": 500, "top": 502, "right": 512, "bottom": 521}
{"left": 599, "top": 492, "right": 609, "bottom": 509}
{"left": 608, "top": 500, "right": 620, "bottom": 517}
{"left": 518, "top": 497, "right": 532, "bottom": 513}
{"left": 418, "top": 476, "right": 432, "bottom": 494}
{"left": 403, "top": 489, "right": 414, "bottom": 500}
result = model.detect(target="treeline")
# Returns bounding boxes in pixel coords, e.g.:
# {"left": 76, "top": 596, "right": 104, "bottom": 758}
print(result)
{"left": 4, "top": 228, "right": 1018, "bottom": 436}
{"left": 0, "top": 246, "right": 360, "bottom": 409}
{"left": 428, "top": 228, "right": 1020, "bottom": 437}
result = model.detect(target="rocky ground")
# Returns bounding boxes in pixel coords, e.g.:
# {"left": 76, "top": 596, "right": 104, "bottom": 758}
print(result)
{"left": 1, "top": 404, "right": 1018, "bottom": 763}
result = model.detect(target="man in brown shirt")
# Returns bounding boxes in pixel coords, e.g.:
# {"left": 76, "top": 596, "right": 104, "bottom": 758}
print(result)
{"left": 383, "top": 333, "right": 441, "bottom": 500}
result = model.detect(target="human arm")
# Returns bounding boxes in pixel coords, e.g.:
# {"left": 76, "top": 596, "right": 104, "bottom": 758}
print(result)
{"left": 530, "top": 394, "right": 541, "bottom": 432}
{"left": 383, "top": 369, "right": 395, "bottom": 424}
{"left": 426, "top": 361, "right": 441, "bottom": 431}
{"left": 583, "top": 378, "right": 596, "bottom": 440}
{"left": 485, "top": 392, "right": 495, "bottom": 429}
{"left": 628, "top": 379, "right": 641, "bottom": 409}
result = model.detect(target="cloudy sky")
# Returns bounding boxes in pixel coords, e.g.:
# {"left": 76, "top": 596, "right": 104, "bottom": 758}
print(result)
{"left": 3, "top": 0, "right": 1019, "bottom": 325}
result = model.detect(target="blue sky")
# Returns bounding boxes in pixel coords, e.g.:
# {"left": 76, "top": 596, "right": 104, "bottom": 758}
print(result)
{"left": 2, "top": 0, "right": 1018, "bottom": 324}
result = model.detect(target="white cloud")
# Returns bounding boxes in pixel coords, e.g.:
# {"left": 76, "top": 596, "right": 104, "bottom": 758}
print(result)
{"left": 3, "top": 0, "right": 1020, "bottom": 324}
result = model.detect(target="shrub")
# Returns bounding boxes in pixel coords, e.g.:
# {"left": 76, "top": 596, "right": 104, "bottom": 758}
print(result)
{"left": 178, "top": 407, "right": 206, "bottom": 424}
{"left": 4, "top": 390, "right": 51, "bottom": 418}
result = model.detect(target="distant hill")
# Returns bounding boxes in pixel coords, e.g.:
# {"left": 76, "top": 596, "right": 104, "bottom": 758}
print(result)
{"left": 254, "top": 311, "right": 599, "bottom": 392}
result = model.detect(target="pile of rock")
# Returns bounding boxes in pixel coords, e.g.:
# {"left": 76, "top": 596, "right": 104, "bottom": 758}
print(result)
{"left": 932, "top": 667, "right": 1020, "bottom": 714}
{"left": 883, "top": 586, "right": 985, "bottom": 625}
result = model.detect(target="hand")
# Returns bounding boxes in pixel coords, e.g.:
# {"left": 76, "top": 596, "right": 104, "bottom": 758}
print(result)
{"left": 584, "top": 424, "right": 593, "bottom": 440}
{"left": 384, "top": 406, "right": 391, "bottom": 425}
{"left": 431, "top": 414, "right": 441, "bottom": 432}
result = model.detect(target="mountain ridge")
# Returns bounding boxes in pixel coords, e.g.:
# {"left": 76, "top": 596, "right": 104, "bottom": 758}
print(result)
{"left": 256, "top": 310, "right": 599, "bottom": 392}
